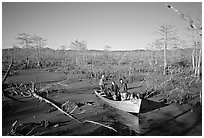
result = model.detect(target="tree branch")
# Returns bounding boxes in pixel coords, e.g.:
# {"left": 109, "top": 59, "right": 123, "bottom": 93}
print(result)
{"left": 3, "top": 60, "right": 13, "bottom": 84}
{"left": 30, "top": 82, "right": 82, "bottom": 123}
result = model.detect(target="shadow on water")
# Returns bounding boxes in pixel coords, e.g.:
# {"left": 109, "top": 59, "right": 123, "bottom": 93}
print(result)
{"left": 139, "top": 99, "right": 168, "bottom": 114}
{"left": 140, "top": 104, "right": 202, "bottom": 136}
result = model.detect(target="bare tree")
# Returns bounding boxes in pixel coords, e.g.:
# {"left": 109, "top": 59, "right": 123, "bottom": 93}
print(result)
{"left": 187, "top": 26, "right": 202, "bottom": 77}
{"left": 16, "top": 33, "right": 32, "bottom": 67}
{"left": 69, "top": 39, "right": 87, "bottom": 51}
{"left": 156, "top": 24, "right": 178, "bottom": 74}
{"left": 147, "top": 40, "right": 163, "bottom": 71}
{"left": 59, "top": 45, "right": 67, "bottom": 57}
{"left": 104, "top": 45, "right": 111, "bottom": 51}
{"left": 69, "top": 39, "right": 88, "bottom": 65}
{"left": 60, "top": 45, "right": 67, "bottom": 51}
{"left": 165, "top": 3, "right": 202, "bottom": 77}
{"left": 103, "top": 45, "right": 112, "bottom": 62}
{"left": 31, "top": 35, "right": 46, "bottom": 67}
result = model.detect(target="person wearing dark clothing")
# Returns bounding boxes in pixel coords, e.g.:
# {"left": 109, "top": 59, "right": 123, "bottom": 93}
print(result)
{"left": 111, "top": 81, "right": 120, "bottom": 101}
{"left": 105, "top": 88, "right": 113, "bottom": 99}
{"left": 119, "top": 79, "right": 128, "bottom": 101}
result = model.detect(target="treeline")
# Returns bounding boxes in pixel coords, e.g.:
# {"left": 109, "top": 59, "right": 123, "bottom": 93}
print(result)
{"left": 2, "top": 47, "right": 194, "bottom": 79}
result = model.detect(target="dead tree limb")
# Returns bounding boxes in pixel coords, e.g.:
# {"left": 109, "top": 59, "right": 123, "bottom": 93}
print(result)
{"left": 3, "top": 60, "right": 13, "bottom": 84}
{"left": 69, "top": 105, "right": 78, "bottom": 114}
{"left": 28, "top": 82, "right": 117, "bottom": 133}
{"left": 83, "top": 120, "right": 117, "bottom": 132}
{"left": 30, "top": 82, "right": 81, "bottom": 123}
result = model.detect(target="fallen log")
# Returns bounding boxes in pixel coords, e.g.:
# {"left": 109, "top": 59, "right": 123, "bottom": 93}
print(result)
{"left": 29, "top": 82, "right": 117, "bottom": 133}
{"left": 30, "top": 82, "right": 81, "bottom": 124}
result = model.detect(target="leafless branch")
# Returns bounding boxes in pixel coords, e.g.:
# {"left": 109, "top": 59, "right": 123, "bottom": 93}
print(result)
{"left": 30, "top": 82, "right": 81, "bottom": 123}
{"left": 9, "top": 81, "right": 118, "bottom": 134}
{"left": 3, "top": 60, "right": 13, "bottom": 84}
{"left": 83, "top": 120, "right": 117, "bottom": 132}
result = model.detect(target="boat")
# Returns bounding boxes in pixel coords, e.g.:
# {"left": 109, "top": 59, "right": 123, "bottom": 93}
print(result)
{"left": 94, "top": 90, "right": 142, "bottom": 113}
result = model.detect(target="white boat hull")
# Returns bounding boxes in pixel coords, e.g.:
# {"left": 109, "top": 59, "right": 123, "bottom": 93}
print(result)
{"left": 94, "top": 90, "right": 142, "bottom": 113}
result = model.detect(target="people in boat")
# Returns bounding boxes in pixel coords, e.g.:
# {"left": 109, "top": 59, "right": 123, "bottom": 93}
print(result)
{"left": 111, "top": 81, "right": 120, "bottom": 101}
{"left": 99, "top": 74, "right": 105, "bottom": 92}
{"left": 106, "top": 88, "right": 113, "bottom": 99}
{"left": 119, "top": 78, "right": 128, "bottom": 101}
{"left": 129, "top": 93, "right": 140, "bottom": 100}
{"left": 136, "top": 93, "right": 141, "bottom": 99}
{"left": 127, "top": 92, "right": 133, "bottom": 100}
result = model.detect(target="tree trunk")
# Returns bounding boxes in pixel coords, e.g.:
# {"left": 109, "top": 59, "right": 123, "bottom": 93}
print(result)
{"left": 163, "top": 41, "right": 167, "bottom": 75}
{"left": 192, "top": 48, "right": 195, "bottom": 71}
{"left": 37, "top": 44, "right": 41, "bottom": 67}
{"left": 25, "top": 41, "right": 30, "bottom": 67}
{"left": 153, "top": 50, "right": 157, "bottom": 71}
{"left": 196, "top": 48, "right": 202, "bottom": 77}
{"left": 194, "top": 41, "right": 198, "bottom": 75}
{"left": 148, "top": 54, "right": 153, "bottom": 70}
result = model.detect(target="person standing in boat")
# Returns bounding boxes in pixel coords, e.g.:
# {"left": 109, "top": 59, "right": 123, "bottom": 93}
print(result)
{"left": 119, "top": 78, "right": 128, "bottom": 101}
{"left": 111, "top": 81, "right": 120, "bottom": 101}
{"left": 99, "top": 74, "right": 105, "bottom": 92}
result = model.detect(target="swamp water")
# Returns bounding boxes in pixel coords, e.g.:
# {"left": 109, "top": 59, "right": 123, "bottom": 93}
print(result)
{"left": 3, "top": 69, "right": 202, "bottom": 135}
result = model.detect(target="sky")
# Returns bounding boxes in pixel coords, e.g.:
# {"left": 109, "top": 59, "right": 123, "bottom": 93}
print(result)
{"left": 2, "top": 2, "right": 202, "bottom": 50}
